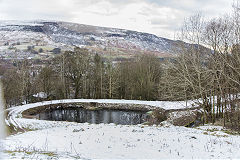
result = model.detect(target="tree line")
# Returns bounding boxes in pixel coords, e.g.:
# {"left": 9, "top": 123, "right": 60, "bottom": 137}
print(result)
{"left": 2, "top": 48, "right": 163, "bottom": 106}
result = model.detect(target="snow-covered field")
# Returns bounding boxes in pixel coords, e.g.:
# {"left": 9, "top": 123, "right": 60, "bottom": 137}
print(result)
{"left": 3, "top": 122, "right": 240, "bottom": 159}
{"left": 2, "top": 99, "right": 240, "bottom": 159}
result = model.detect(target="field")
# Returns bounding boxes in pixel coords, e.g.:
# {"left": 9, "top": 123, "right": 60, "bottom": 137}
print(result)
{"left": 2, "top": 99, "right": 240, "bottom": 159}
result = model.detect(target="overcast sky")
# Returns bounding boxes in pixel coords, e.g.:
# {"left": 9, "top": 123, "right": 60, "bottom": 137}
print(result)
{"left": 0, "top": 0, "right": 234, "bottom": 39}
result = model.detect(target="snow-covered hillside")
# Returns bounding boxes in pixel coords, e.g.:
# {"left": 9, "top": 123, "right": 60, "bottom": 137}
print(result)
{"left": 0, "top": 20, "right": 189, "bottom": 58}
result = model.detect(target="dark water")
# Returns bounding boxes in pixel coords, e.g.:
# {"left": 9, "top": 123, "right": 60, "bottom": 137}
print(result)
{"left": 37, "top": 107, "right": 148, "bottom": 125}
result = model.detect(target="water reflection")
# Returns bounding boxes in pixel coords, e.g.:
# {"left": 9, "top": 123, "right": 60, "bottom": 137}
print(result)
{"left": 37, "top": 108, "right": 147, "bottom": 125}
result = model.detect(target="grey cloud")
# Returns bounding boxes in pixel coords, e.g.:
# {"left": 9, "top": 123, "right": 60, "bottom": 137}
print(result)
{"left": 138, "top": 6, "right": 160, "bottom": 16}
{"left": 87, "top": 10, "right": 119, "bottom": 16}
{"left": 0, "top": 0, "right": 73, "bottom": 20}
{"left": 150, "top": 18, "right": 181, "bottom": 30}
{"left": 73, "top": 0, "right": 137, "bottom": 8}
{"left": 106, "top": 0, "right": 137, "bottom": 5}
{"left": 150, "top": 18, "right": 163, "bottom": 25}
{"left": 144, "top": 0, "right": 232, "bottom": 16}
{"left": 72, "top": 0, "right": 135, "bottom": 17}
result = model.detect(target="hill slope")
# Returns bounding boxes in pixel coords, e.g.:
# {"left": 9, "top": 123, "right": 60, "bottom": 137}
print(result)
{"left": 0, "top": 20, "right": 187, "bottom": 59}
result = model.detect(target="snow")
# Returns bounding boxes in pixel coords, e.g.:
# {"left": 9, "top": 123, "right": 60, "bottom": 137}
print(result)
{"left": 3, "top": 122, "right": 240, "bottom": 159}
{"left": 0, "top": 31, "right": 56, "bottom": 46}
{"left": 2, "top": 99, "right": 240, "bottom": 159}
{"left": 33, "top": 92, "right": 48, "bottom": 99}
{"left": 0, "top": 20, "right": 44, "bottom": 27}
{"left": 0, "top": 84, "right": 5, "bottom": 158}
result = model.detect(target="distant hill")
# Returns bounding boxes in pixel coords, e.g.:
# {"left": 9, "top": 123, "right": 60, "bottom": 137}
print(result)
{"left": 0, "top": 20, "right": 196, "bottom": 60}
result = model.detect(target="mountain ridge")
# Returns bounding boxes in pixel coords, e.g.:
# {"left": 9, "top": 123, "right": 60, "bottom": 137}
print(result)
{"left": 0, "top": 20, "right": 190, "bottom": 59}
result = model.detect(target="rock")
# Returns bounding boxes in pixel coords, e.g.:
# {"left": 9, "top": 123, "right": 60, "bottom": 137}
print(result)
{"left": 132, "top": 129, "right": 144, "bottom": 132}
{"left": 159, "top": 121, "right": 174, "bottom": 127}
{"left": 166, "top": 110, "right": 203, "bottom": 126}
{"left": 146, "top": 109, "right": 167, "bottom": 125}
{"left": 73, "top": 128, "right": 85, "bottom": 132}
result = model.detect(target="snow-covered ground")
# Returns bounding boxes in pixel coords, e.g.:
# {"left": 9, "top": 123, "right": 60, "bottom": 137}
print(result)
{"left": 3, "top": 122, "right": 240, "bottom": 159}
{"left": 2, "top": 99, "right": 240, "bottom": 159}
